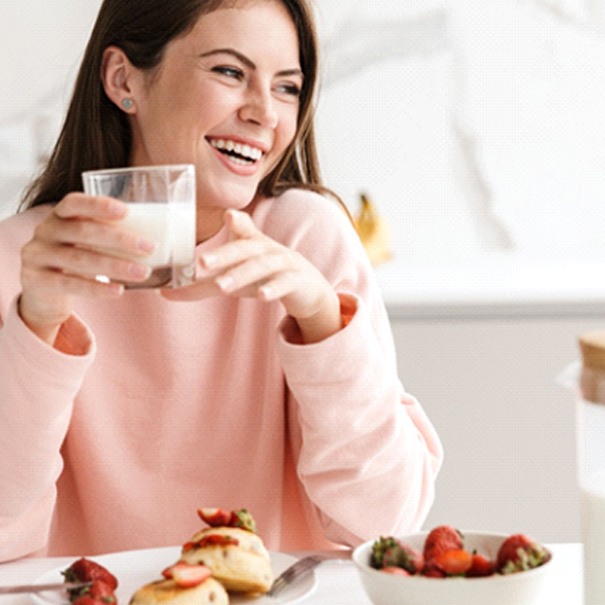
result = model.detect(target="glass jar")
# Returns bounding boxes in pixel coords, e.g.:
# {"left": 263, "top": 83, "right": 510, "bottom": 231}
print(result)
{"left": 578, "top": 331, "right": 605, "bottom": 605}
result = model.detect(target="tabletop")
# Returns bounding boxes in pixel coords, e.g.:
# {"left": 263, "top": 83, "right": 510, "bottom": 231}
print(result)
{"left": 0, "top": 543, "right": 582, "bottom": 604}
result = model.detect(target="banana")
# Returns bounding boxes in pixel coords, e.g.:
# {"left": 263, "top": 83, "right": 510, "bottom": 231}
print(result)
{"left": 352, "top": 192, "right": 392, "bottom": 266}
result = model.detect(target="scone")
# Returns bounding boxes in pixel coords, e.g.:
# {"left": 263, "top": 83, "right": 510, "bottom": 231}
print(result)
{"left": 180, "top": 508, "right": 273, "bottom": 594}
{"left": 129, "top": 576, "right": 229, "bottom": 605}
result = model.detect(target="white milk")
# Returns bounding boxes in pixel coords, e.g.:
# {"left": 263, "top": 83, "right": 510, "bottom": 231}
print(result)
{"left": 581, "top": 471, "right": 605, "bottom": 604}
{"left": 121, "top": 202, "right": 194, "bottom": 267}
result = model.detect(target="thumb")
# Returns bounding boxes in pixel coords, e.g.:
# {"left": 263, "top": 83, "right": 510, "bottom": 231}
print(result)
{"left": 225, "top": 209, "right": 257, "bottom": 240}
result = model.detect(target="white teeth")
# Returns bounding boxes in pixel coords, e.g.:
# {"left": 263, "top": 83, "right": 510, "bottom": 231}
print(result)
{"left": 210, "top": 138, "right": 263, "bottom": 162}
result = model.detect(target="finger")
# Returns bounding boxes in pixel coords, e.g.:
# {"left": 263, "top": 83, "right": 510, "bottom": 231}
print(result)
{"left": 46, "top": 244, "right": 152, "bottom": 284}
{"left": 224, "top": 209, "right": 258, "bottom": 239}
{"left": 199, "top": 238, "right": 268, "bottom": 271}
{"left": 22, "top": 265, "right": 125, "bottom": 299}
{"left": 35, "top": 215, "right": 155, "bottom": 259}
{"left": 54, "top": 193, "right": 127, "bottom": 221}
{"left": 214, "top": 253, "right": 287, "bottom": 294}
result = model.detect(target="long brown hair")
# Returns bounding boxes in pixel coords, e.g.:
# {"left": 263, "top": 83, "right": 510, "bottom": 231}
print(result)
{"left": 19, "top": 0, "right": 328, "bottom": 211}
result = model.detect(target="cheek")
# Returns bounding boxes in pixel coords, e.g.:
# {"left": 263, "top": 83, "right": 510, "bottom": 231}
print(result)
{"left": 276, "top": 109, "right": 299, "bottom": 152}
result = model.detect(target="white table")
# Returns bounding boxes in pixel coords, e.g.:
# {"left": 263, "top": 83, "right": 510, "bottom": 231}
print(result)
{"left": 0, "top": 543, "right": 582, "bottom": 604}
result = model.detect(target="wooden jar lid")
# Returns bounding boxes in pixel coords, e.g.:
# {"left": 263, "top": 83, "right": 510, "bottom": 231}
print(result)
{"left": 579, "top": 331, "right": 605, "bottom": 402}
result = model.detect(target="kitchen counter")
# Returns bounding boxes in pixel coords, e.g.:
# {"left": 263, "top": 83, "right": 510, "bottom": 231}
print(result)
{"left": 375, "top": 255, "right": 605, "bottom": 319}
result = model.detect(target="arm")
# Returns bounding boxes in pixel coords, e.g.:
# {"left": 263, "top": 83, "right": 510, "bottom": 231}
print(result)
{"left": 279, "top": 294, "right": 442, "bottom": 546}
{"left": 269, "top": 191, "right": 443, "bottom": 546}
{"left": 0, "top": 299, "right": 95, "bottom": 561}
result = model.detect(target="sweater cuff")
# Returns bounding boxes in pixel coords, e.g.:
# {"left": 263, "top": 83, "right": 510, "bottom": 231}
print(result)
{"left": 4, "top": 297, "right": 96, "bottom": 385}
{"left": 277, "top": 292, "right": 376, "bottom": 381}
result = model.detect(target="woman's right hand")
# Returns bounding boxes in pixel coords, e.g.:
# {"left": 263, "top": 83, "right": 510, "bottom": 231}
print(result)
{"left": 19, "top": 193, "right": 155, "bottom": 346}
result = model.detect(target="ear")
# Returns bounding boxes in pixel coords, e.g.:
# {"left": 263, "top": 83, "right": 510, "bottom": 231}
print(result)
{"left": 101, "top": 45, "right": 139, "bottom": 114}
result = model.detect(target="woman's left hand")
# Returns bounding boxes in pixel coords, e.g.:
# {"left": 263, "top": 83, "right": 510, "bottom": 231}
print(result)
{"left": 161, "top": 209, "right": 342, "bottom": 343}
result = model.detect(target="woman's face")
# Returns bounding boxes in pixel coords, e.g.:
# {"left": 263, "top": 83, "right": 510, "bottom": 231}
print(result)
{"left": 128, "top": 0, "right": 302, "bottom": 238}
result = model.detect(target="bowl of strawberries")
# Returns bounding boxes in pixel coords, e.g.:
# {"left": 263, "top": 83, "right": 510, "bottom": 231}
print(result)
{"left": 352, "top": 525, "right": 552, "bottom": 605}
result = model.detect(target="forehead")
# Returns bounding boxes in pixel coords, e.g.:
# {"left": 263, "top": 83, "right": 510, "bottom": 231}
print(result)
{"left": 174, "top": 1, "right": 300, "bottom": 63}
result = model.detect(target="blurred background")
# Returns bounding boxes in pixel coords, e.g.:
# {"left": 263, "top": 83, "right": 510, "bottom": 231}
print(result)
{"left": 2, "top": 0, "right": 605, "bottom": 543}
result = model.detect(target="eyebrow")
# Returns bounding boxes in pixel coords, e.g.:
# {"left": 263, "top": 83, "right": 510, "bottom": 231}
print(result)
{"left": 198, "top": 48, "right": 304, "bottom": 79}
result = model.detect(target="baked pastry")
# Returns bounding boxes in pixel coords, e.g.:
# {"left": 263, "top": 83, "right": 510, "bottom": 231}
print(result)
{"left": 129, "top": 563, "right": 229, "bottom": 605}
{"left": 179, "top": 508, "right": 273, "bottom": 594}
{"left": 129, "top": 577, "right": 228, "bottom": 605}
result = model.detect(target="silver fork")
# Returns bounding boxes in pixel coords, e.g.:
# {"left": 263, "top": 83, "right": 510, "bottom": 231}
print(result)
{"left": 267, "top": 550, "right": 352, "bottom": 598}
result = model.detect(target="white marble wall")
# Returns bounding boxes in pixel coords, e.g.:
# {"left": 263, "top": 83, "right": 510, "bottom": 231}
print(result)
{"left": 315, "top": 0, "right": 605, "bottom": 264}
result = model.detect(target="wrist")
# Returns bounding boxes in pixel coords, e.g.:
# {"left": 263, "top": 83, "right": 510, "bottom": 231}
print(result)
{"left": 295, "top": 290, "right": 342, "bottom": 344}
{"left": 18, "top": 295, "right": 69, "bottom": 349}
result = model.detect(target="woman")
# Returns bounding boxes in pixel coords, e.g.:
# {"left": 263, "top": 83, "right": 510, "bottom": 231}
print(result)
{"left": 0, "top": 0, "right": 442, "bottom": 560}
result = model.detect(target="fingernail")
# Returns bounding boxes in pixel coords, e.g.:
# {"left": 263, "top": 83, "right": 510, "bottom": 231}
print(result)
{"left": 109, "top": 200, "right": 126, "bottom": 217}
{"left": 129, "top": 263, "right": 151, "bottom": 279}
{"left": 201, "top": 253, "right": 216, "bottom": 268}
{"left": 138, "top": 238, "right": 156, "bottom": 253}
{"left": 216, "top": 275, "right": 235, "bottom": 291}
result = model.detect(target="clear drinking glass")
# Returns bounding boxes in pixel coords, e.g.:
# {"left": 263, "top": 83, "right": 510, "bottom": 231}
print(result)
{"left": 82, "top": 164, "right": 196, "bottom": 289}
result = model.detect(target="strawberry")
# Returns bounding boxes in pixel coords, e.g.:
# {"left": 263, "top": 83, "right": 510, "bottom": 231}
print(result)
{"left": 63, "top": 558, "right": 118, "bottom": 591}
{"left": 71, "top": 598, "right": 106, "bottom": 605}
{"left": 496, "top": 534, "right": 551, "bottom": 574}
{"left": 370, "top": 537, "right": 424, "bottom": 574}
{"left": 231, "top": 508, "right": 257, "bottom": 532}
{"left": 421, "top": 560, "right": 447, "bottom": 578}
{"left": 432, "top": 549, "right": 473, "bottom": 576}
{"left": 197, "top": 508, "right": 235, "bottom": 527}
{"left": 466, "top": 552, "right": 496, "bottom": 578}
{"left": 86, "top": 581, "right": 117, "bottom": 602}
{"left": 197, "top": 507, "right": 257, "bottom": 533}
{"left": 423, "top": 526, "right": 464, "bottom": 563}
{"left": 198, "top": 534, "right": 239, "bottom": 547}
{"left": 183, "top": 534, "right": 240, "bottom": 551}
{"left": 382, "top": 566, "right": 410, "bottom": 576}
{"left": 162, "top": 562, "right": 212, "bottom": 587}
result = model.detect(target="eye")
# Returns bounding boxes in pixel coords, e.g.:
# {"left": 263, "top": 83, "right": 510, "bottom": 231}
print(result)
{"left": 275, "top": 82, "right": 302, "bottom": 100}
{"left": 212, "top": 65, "right": 244, "bottom": 80}
{"left": 278, "top": 84, "right": 302, "bottom": 97}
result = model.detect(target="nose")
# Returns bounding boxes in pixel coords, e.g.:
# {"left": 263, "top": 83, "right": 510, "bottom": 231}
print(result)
{"left": 239, "top": 84, "right": 278, "bottom": 129}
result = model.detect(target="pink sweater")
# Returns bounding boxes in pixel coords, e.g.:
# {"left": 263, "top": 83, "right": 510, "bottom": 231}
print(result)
{"left": 0, "top": 189, "right": 442, "bottom": 561}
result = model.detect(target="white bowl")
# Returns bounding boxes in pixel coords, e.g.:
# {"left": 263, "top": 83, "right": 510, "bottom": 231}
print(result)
{"left": 352, "top": 531, "right": 553, "bottom": 605}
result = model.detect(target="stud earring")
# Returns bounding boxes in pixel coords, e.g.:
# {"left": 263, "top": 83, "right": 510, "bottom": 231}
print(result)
{"left": 121, "top": 98, "right": 134, "bottom": 110}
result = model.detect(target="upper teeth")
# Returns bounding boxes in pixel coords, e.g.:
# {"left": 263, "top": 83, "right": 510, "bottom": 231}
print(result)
{"left": 210, "top": 139, "right": 263, "bottom": 161}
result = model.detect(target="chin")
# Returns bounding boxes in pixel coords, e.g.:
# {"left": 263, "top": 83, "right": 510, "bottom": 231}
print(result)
{"left": 203, "top": 185, "right": 259, "bottom": 211}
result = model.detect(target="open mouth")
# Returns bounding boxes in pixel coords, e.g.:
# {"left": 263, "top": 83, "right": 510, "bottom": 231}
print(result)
{"left": 208, "top": 138, "right": 263, "bottom": 166}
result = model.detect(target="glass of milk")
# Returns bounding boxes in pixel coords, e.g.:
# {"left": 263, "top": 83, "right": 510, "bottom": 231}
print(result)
{"left": 577, "top": 331, "right": 605, "bottom": 605}
{"left": 82, "top": 164, "right": 196, "bottom": 288}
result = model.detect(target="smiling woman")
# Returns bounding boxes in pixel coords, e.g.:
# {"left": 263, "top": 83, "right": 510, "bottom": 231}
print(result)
{"left": 0, "top": 0, "right": 442, "bottom": 564}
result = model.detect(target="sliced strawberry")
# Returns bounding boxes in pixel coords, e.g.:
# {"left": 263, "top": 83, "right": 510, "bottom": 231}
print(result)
{"left": 199, "top": 534, "right": 239, "bottom": 547}
{"left": 162, "top": 562, "right": 212, "bottom": 587}
{"left": 466, "top": 552, "right": 496, "bottom": 577}
{"left": 182, "top": 534, "right": 240, "bottom": 552}
{"left": 432, "top": 549, "right": 473, "bottom": 576}
{"left": 197, "top": 508, "right": 235, "bottom": 527}
{"left": 496, "top": 534, "right": 551, "bottom": 574}
{"left": 423, "top": 526, "right": 464, "bottom": 563}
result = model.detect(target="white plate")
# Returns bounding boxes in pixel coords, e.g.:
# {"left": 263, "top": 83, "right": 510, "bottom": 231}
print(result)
{"left": 30, "top": 546, "right": 316, "bottom": 604}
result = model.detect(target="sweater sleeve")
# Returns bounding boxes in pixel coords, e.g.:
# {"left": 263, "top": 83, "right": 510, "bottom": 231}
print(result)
{"left": 269, "top": 191, "right": 443, "bottom": 547}
{"left": 0, "top": 298, "right": 95, "bottom": 561}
